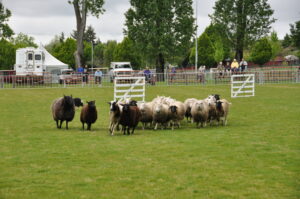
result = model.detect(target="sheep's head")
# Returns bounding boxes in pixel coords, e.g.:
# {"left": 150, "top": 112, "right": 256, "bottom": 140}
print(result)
{"left": 63, "top": 95, "right": 74, "bottom": 107}
{"left": 121, "top": 104, "right": 130, "bottom": 112}
{"left": 216, "top": 101, "right": 223, "bottom": 111}
{"left": 155, "top": 105, "right": 162, "bottom": 113}
{"left": 129, "top": 100, "right": 137, "bottom": 106}
{"left": 87, "top": 100, "right": 96, "bottom": 108}
{"left": 108, "top": 100, "right": 119, "bottom": 112}
{"left": 195, "top": 101, "right": 204, "bottom": 111}
{"left": 170, "top": 105, "right": 178, "bottom": 114}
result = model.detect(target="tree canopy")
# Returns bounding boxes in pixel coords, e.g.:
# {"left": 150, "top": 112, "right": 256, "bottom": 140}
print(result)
{"left": 0, "top": 2, "right": 14, "bottom": 39}
{"left": 250, "top": 37, "right": 272, "bottom": 66}
{"left": 125, "top": 0, "right": 195, "bottom": 72}
{"left": 210, "top": 0, "right": 275, "bottom": 60}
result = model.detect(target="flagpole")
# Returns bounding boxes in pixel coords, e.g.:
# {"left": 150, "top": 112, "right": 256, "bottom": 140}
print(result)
{"left": 195, "top": 0, "right": 198, "bottom": 72}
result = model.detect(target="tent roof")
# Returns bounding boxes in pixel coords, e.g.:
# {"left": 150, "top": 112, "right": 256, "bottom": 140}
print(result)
{"left": 38, "top": 45, "right": 68, "bottom": 67}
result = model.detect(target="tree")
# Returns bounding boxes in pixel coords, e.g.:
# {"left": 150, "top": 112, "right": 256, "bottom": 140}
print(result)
{"left": 11, "top": 32, "right": 37, "bottom": 49}
{"left": 0, "top": 39, "right": 15, "bottom": 69}
{"left": 93, "top": 42, "right": 105, "bottom": 67}
{"left": 103, "top": 40, "right": 117, "bottom": 67}
{"left": 113, "top": 37, "right": 141, "bottom": 69}
{"left": 214, "top": 40, "right": 224, "bottom": 63}
{"left": 290, "top": 20, "right": 300, "bottom": 48}
{"left": 0, "top": 2, "right": 14, "bottom": 39}
{"left": 268, "top": 31, "right": 281, "bottom": 59}
{"left": 282, "top": 34, "right": 292, "bottom": 48}
{"left": 52, "top": 38, "right": 77, "bottom": 69}
{"left": 190, "top": 33, "right": 215, "bottom": 68}
{"left": 210, "top": 0, "right": 275, "bottom": 60}
{"left": 68, "top": 0, "right": 105, "bottom": 68}
{"left": 125, "top": 0, "right": 195, "bottom": 73}
{"left": 72, "top": 25, "right": 97, "bottom": 43}
{"left": 250, "top": 37, "right": 272, "bottom": 66}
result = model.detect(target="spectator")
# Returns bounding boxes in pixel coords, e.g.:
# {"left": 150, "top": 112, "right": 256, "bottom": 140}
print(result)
{"left": 77, "top": 66, "right": 84, "bottom": 73}
{"left": 143, "top": 67, "right": 151, "bottom": 82}
{"left": 225, "top": 61, "right": 231, "bottom": 73}
{"left": 231, "top": 59, "right": 239, "bottom": 74}
{"left": 82, "top": 65, "right": 89, "bottom": 85}
{"left": 197, "top": 65, "right": 206, "bottom": 83}
{"left": 239, "top": 58, "right": 248, "bottom": 72}
{"left": 170, "top": 66, "right": 176, "bottom": 83}
{"left": 217, "top": 61, "right": 225, "bottom": 78}
{"left": 94, "top": 69, "right": 103, "bottom": 85}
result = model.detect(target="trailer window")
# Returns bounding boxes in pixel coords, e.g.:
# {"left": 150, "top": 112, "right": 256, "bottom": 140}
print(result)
{"left": 35, "top": 54, "right": 41, "bottom": 60}
{"left": 28, "top": 53, "right": 33, "bottom": 60}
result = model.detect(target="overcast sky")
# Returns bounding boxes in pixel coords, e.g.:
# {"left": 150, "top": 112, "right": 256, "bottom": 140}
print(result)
{"left": 2, "top": 0, "right": 300, "bottom": 45}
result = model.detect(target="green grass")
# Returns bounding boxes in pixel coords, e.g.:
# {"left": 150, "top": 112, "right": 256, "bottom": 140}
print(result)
{"left": 0, "top": 84, "right": 299, "bottom": 199}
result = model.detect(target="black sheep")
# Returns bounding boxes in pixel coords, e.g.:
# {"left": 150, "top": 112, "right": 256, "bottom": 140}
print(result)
{"left": 119, "top": 104, "right": 141, "bottom": 135}
{"left": 80, "top": 101, "right": 98, "bottom": 130}
{"left": 51, "top": 95, "right": 75, "bottom": 129}
{"left": 73, "top": 97, "right": 83, "bottom": 107}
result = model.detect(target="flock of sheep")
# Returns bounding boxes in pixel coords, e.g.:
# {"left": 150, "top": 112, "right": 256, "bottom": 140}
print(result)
{"left": 109, "top": 95, "right": 231, "bottom": 135}
{"left": 51, "top": 94, "right": 231, "bottom": 135}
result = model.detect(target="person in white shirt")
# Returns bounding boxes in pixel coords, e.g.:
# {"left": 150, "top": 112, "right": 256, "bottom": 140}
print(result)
{"left": 239, "top": 58, "right": 248, "bottom": 72}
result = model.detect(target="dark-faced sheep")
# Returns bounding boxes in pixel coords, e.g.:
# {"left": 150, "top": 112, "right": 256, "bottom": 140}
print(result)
{"left": 73, "top": 97, "right": 83, "bottom": 107}
{"left": 80, "top": 101, "right": 98, "bottom": 130}
{"left": 108, "top": 100, "right": 121, "bottom": 135}
{"left": 51, "top": 95, "right": 75, "bottom": 129}
{"left": 169, "top": 101, "right": 186, "bottom": 130}
{"left": 215, "top": 99, "right": 231, "bottom": 126}
{"left": 119, "top": 104, "right": 141, "bottom": 135}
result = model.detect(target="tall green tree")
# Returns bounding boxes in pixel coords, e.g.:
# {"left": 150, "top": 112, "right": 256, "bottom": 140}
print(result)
{"left": 68, "top": 0, "right": 105, "bottom": 68}
{"left": 250, "top": 37, "right": 272, "bottom": 66}
{"left": 0, "top": 2, "right": 14, "bottom": 39}
{"left": 268, "top": 31, "right": 281, "bottom": 59}
{"left": 0, "top": 39, "right": 15, "bottom": 69}
{"left": 282, "top": 34, "right": 291, "bottom": 48}
{"left": 210, "top": 0, "right": 275, "bottom": 61}
{"left": 103, "top": 40, "right": 117, "bottom": 68}
{"left": 11, "top": 32, "right": 37, "bottom": 49}
{"left": 52, "top": 38, "right": 77, "bottom": 69}
{"left": 114, "top": 37, "right": 141, "bottom": 69}
{"left": 290, "top": 20, "right": 300, "bottom": 48}
{"left": 190, "top": 33, "right": 215, "bottom": 68}
{"left": 125, "top": 0, "right": 195, "bottom": 72}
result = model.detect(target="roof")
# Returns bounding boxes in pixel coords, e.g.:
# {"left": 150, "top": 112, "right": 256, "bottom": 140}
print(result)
{"left": 38, "top": 45, "right": 68, "bottom": 67}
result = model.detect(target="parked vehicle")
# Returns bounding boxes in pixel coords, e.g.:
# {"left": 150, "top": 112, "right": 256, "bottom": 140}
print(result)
{"left": 109, "top": 62, "right": 133, "bottom": 82}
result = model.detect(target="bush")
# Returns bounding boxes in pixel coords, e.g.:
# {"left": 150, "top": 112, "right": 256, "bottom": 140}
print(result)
{"left": 250, "top": 38, "right": 272, "bottom": 66}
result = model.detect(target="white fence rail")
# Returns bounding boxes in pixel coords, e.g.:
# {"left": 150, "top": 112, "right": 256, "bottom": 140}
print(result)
{"left": 114, "top": 76, "right": 145, "bottom": 102}
{"left": 0, "top": 69, "right": 299, "bottom": 89}
{"left": 231, "top": 74, "right": 255, "bottom": 98}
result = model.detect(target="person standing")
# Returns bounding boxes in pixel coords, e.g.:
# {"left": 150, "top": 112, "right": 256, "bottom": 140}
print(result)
{"left": 94, "top": 69, "right": 103, "bottom": 85}
{"left": 217, "top": 61, "right": 225, "bottom": 78}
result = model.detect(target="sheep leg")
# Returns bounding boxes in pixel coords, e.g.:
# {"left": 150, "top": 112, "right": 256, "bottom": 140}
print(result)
{"left": 56, "top": 120, "right": 59, "bottom": 129}
{"left": 142, "top": 123, "right": 145, "bottom": 130}
{"left": 82, "top": 122, "right": 85, "bottom": 130}
{"left": 87, "top": 123, "right": 91, "bottom": 131}
{"left": 66, "top": 121, "right": 68, "bottom": 130}
{"left": 59, "top": 120, "right": 63, "bottom": 129}
{"left": 127, "top": 127, "right": 130, "bottom": 135}
{"left": 131, "top": 127, "right": 135, "bottom": 134}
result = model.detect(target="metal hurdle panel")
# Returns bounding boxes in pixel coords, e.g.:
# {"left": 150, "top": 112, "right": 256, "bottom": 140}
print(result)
{"left": 114, "top": 76, "right": 145, "bottom": 102}
{"left": 231, "top": 74, "right": 255, "bottom": 98}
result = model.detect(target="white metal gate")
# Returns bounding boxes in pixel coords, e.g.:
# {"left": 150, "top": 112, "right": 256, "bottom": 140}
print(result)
{"left": 114, "top": 76, "right": 145, "bottom": 102}
{"left": 231, "top": 74, "right": 255, "bottom": 98}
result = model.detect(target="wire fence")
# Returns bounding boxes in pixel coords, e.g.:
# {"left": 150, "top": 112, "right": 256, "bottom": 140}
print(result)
{"left": 0, "top": 69, "right": 300, "bottom": 89}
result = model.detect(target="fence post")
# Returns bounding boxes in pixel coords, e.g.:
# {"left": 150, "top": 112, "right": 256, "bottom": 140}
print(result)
{"left": 296, "top": 70, "right": 300, "bottom": 83}
{"left": 259, "top": 71, "right": 264, "bottom": 84}
{"left": 0, "top": 75, "right": 3, "bottom": 88}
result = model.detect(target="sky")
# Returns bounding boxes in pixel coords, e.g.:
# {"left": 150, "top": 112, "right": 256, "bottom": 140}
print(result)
{"left": 2, "top": 0, "right": 300, "bottom": 45}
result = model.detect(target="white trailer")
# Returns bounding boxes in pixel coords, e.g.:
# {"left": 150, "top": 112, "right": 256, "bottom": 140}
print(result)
{"left": 14, "top": 45, "right": 68, "bottom": 77}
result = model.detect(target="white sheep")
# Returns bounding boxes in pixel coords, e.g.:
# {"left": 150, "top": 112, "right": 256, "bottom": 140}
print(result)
{"left": 215, "top": 99, "right": 231, "bottom": 126}
{"left": 152, "top": 103, "right": 170, "bottom": 130}
{"left": 138, "top": 102, "right": 154, "bottom": 130}
{"left": 183, "top": 98, "right": 198, "bottom": 122}
{"left": 169, "top": 101, "right": 186, "bottom": 130}
{"left": 191, "top": 100, "right": 209, "bottom": 128}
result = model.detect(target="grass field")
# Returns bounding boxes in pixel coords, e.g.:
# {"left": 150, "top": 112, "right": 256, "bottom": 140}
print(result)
{"left": 0, "top": 84, "right": 299, "bottom": 199}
